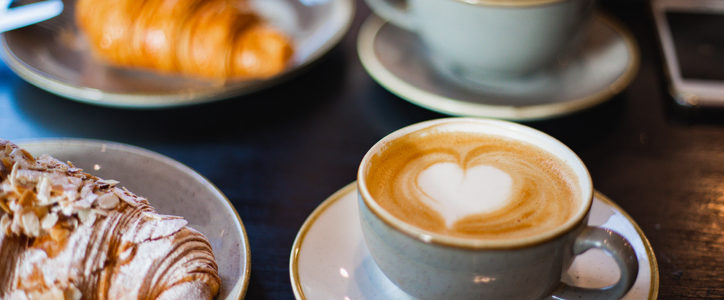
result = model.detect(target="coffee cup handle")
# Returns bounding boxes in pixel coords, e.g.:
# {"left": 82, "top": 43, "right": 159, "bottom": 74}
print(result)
{"left": 549, "top": 227, "right": 639, "bottom": 300}
{"left": 364, "top": 0, "right": 415, "bottom": 31}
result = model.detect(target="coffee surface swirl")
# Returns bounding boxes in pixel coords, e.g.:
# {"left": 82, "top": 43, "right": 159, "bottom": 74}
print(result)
{"left": 364, "top": 126, "right": 580, "bottom": 240}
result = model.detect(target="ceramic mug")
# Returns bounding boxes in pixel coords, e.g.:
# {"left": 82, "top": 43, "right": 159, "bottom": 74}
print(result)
{"left": 357, "top": 118, "right": 638, "bottom": 299}
{"left": 365, "top": 0, "right": 595, "bottom": 83}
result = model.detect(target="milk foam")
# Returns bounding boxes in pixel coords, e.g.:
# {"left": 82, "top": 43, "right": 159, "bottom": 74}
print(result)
{"left": 417, "top": 163, "right": 512, "bottom": 228}
{"left": 364, "top": 125, "right": 580, "bottom": 240}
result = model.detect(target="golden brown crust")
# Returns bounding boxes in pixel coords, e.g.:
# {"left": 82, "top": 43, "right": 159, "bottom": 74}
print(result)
{"left": 231, "top": 25, "right": 294, "bottom": 79}
{"left": 75, "top": 0, "right": 293, "bottom": 80}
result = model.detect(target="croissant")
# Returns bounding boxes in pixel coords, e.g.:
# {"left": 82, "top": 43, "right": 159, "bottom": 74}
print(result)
{"left": 75, "top": 0, "right": 294, "bottom": 80}
{"left": 0, "top": 140, "right": 220, "bottom": 300}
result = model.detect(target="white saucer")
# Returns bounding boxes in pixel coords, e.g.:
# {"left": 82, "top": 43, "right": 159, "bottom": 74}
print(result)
{"left": 290, "top": 183, "right": 659, "bottom": 299}
{"left": 0, "top": 0, "right": 354, "bottom": 109}
{"left": 18, "top": 139, "right": 250, "bottom": 300}
{"left": 357, "top": 14, "right": 640, "bottom": 121}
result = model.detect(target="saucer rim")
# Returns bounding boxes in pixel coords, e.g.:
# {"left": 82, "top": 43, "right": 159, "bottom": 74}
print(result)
{"left": 0, "top": 0, "right": 356, "bottom": 109}
{"left": 16, "top": 138, "right": 252, "bottom": 300}
{"left": 454, "top": 0, "right": 568, "bottom": 7}
{"left": 289, "top": 182, "right": 659, "bottom": 300}
{"left": 357, "top": 13, "right": 641, "bottom": 121}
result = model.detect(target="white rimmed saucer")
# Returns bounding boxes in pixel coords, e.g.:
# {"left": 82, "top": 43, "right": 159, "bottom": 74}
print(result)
{"left": 18, "top": 139, "right": 250, "bottom": 300}
{"left": 290, "top": 182, "right": 659, "bottom": 300}
{"left": 0, "top": 0, "right": 354, "bottom": 109}
{"left": 357, "top": 14, "right": 640, "bottom": 121}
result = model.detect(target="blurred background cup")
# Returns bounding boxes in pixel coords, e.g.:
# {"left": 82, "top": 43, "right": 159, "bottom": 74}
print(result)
{"left": 365, "top": 0, "right": 596, "bottom": 86}
{"left": 357, "top": 118, "right": 638, "bottom": 299}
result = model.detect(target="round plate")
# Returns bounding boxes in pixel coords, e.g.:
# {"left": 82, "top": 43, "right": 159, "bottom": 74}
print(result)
{"left": 290, "top": 182, "right": 659, "bottom": 300}
{"left": 18, "top": 139, "right": 251, "bottom": 300}
{"left": 358, "top": 14, "right": 640, "bottom": 121}
{"left": 0, "top": 0, "right": 354, "bottom": 108}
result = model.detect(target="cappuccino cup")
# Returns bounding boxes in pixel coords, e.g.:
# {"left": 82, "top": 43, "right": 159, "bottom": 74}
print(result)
{"left": 365, "top": 0, "right": 595, "bottom": 84}
{"left": 357, "top": 118, "right": 638, "bottom": 299}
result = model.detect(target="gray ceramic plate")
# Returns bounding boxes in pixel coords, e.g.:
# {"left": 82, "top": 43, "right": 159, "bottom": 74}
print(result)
{"left": 0, "top": 0, "right": 354, "bottom": 108}
{"left": 358, "top": 14, "right": 640, "bottom": 121}
{"left": 18, "top": 139, "right": 250, "bottom": 300}
{"left": 290, "top": 183, "right": 659, "bottom": 300}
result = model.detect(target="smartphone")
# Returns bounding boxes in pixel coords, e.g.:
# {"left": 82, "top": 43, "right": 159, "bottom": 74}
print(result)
{"left": 652, "top": 0, "right": 724, "bottom": 108}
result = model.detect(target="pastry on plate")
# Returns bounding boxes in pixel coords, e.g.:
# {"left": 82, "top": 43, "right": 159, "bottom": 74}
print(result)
{"left": 75, "top": 0, "right": 294, "bottom": 80}
{"left": 0, "top": 140, "right": 220, "bottom": 299}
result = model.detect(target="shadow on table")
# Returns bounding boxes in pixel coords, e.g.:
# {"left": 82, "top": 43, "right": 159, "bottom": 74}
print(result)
{"left": 357, "top": 80, "right": 444, "bottom": 137}
{"left": 526, "top": 96, "right": 627, "bottom": 151}
{"left": 657, "top": 85, "right": 724, "bottom": 128}
{"left": 360, "top": 80, "right": 627, "bottom": 151}
{"left": 11, "top": 48, "right": 349, "bottom": 143}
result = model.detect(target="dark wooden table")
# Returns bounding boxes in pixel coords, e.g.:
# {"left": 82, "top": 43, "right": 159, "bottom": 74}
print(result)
{"left": 1, "top": 0, "right": 722, "bottom": 298}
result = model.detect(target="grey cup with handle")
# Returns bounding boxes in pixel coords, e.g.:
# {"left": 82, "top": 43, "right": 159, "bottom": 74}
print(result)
{"left": 357, "top": 118, "right": 638, "bottom": 299}
{"left": 364, "top": 0, "right": 595, "bottom": 83}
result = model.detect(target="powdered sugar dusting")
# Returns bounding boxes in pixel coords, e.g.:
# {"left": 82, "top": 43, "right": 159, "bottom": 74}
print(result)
{"left": 0, "top": 140, "right": 220, "bottom": 299}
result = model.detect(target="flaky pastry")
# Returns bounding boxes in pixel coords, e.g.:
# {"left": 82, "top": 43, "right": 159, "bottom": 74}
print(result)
{"left": 0, "top": 140, "right": 220, "bottom": 300}
{"left": 75, "top": 0, "right": 294, "bottom": 80}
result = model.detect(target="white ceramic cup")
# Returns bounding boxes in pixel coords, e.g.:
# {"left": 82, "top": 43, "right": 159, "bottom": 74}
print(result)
{"left": 365, "top": 0, "right": 595, "bottom": 83}
{"left": 357, "top": 118, "right": 638, "bottom": 299}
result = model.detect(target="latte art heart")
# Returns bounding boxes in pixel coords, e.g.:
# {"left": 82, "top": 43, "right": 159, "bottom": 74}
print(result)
{"left": 364, "top": 127, "right": 580, "bottom": 241}
{"left": 417, "top": 163, "right": 512, "bottom": 228}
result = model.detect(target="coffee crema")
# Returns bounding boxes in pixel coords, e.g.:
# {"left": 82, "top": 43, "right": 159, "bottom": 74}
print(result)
{"left": 364, "top": 126, "right": 581, "bottom": 241}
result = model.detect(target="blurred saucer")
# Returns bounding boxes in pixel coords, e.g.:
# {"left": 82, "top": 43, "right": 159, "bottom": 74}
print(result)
{"left": 289, "top": 182, "right": 659, "bottom": 300}
{"left": 0, "top": 0, "right": 354, "bottom": 109}
{"left": 358, "top": 14, "right": 640, "bottom": 121}
{"left": 19, "top": 139, "right": 250, "bottom": 299}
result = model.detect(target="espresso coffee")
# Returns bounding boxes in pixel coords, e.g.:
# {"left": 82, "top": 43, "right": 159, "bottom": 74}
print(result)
{"left": 364, "top": 124, "right": 581, "bottom": 240}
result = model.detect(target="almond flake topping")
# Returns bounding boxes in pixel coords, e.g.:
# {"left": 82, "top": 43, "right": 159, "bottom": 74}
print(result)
{"left": 21, "top": 211, "right": 40, "bottom": 237}
{"left": 41, "top": 213, "right": 58, "bottom": 230}
{"left": 0, "top": 141, "right": 141, "bottom": 239}
{"left": 97, "top": 193, "right": 119, "bottom": 210}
